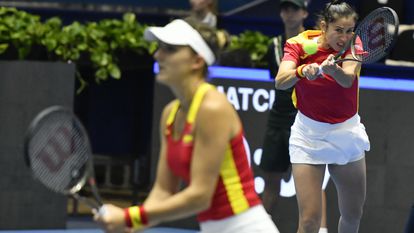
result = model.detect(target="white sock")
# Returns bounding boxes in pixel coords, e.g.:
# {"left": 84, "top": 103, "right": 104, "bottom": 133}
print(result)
{"left": 318, "top": 227, "right": 328, "bottom": 233}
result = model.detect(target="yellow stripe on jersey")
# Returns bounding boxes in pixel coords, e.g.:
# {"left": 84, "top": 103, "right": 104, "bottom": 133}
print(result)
{"left": 286, "top": 30, "right": 322, "bottom": 59}
{"left": 183, "top": 134, "right": 193, "bottom": 143}
{"left": 187, "top": 83, "right": 213, "bottom": 124}
{"left": 356, "top": 69, "right": 361, "bottom": 111}
{"left": 292, "top": 88, "right": 298, "bottom": 109}
{"left": 220, "top": 145, "right": 249, "bottom": 214}
{"left": 166, "top": 100, "right": 180, "bottom": 125}
{"left": 286, "top": 30, "right": 321, "bottom": 44}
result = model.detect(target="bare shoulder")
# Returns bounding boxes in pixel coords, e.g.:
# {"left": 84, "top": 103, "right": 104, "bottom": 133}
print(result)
{"left": 199, "top": 88, "right": 234, "bottom": 116}
{"left": 196, "top": 88, "right": 240, "bottom": 136}
{"left": 161, "top": 100, "right": 178, "bottom": 120}
{"left": 159, "top": 100, "right": 178, "bottom": 133}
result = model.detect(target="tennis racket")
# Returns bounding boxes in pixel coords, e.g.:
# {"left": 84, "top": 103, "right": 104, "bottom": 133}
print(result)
{"left": 317, "top": 7, "right": 399, "bottom": 75}
{"left": 24, "top": 106, "right": 103, "bottom": 212}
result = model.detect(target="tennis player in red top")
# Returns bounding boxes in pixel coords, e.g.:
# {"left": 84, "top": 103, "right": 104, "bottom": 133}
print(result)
{"left": 275, "top": 2, "right": 370, "bottom": 233}
{"left": 94, "top": 18, "right": 279, "bottom": 233}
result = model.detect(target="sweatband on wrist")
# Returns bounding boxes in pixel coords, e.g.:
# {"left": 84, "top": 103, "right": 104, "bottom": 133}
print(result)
{"left": 124, "top": 206, "right": 148, "bottom": 229}
{"left": 296, "top": 64, "right": 306, "bottom": 79}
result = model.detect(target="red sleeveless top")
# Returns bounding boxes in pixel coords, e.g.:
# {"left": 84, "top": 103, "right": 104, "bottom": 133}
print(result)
{"left": 165, "top": 83, "right": 261, "bottom": 222}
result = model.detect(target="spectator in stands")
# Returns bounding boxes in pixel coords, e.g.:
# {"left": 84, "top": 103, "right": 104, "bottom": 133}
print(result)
{"left": 186, "top": 0, "right": 218, "bottom": 28}
{"left": 404, "top": 204, "right": 414, "bottom": 233}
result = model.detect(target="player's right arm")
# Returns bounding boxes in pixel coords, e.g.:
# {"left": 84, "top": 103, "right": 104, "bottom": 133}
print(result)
{"left": 275, "top": 60, "right": 301, "bottom": 90}
{"left": 144, "top": 101, "right": 181, "bottom": 207}
{"left": 275, "top": 39, "right": 306, "bottom": 90}
{"left": 93, "top": 102, "right": 181, "bottom": 233}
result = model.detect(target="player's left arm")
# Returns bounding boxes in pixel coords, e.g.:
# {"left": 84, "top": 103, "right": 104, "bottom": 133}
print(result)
{"left": 320, "top": 54, "right": 361, "bottom": 88}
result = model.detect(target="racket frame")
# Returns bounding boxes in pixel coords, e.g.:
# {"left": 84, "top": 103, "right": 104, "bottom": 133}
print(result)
{"left": 316, "top": 7, "right": 399, "bottom": 75}
{"left": 24, "top": 105, "right": 103, "bottom": 210}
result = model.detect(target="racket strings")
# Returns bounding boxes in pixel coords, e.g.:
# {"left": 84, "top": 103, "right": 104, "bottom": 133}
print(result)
{"left": 356, "top": 9, "right": 398, "bottom": 63}
{"left": 28, "top": 111, "right": 90, "bottom": 194}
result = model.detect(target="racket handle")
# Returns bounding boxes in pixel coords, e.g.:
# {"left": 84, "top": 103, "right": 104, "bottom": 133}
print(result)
{"left": 98, "top": 205, "right": 107, "bottom": 216}
{"left": 73, "top": 193, "right": 101, "bottom": 210}
{"left": 88, "top": 178, "right": 103, "bottom": 206}
{"left": 316, "top": 66, "right": 323, "bottom": 76}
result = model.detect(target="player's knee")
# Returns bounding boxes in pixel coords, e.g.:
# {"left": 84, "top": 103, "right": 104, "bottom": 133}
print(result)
{"left": 300, "top": 215, "right": 321, "bottom": 232}
{"left": 263, "top": 174, "right": 282, "bottom": 188}
{"left": 341, "top": 206, "right": 364, "bottom": 224}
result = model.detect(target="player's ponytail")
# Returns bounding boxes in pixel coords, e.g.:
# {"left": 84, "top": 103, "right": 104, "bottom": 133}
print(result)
{"left": 216, "top": 29, "right": 231, "bottom": 51}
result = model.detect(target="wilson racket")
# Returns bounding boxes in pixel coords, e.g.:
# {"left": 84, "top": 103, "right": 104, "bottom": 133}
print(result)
{"left": 318, "top": 7, "right": 399, "bottom": 75}
{"left": 24, "top": 106, "right": 103, "bottom": 211}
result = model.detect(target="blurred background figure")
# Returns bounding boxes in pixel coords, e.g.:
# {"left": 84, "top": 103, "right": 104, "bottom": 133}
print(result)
{"left": 186, "top": 0, "right": 218, "bottom": 28}
{"left": 404, "top": 204, "right": 414, "bottom": 233}
{"left": 385, "top": 24, "right": 414, "bottom": 67}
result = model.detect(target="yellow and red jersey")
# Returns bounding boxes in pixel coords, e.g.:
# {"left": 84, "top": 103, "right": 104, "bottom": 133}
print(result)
{"left": 282, "top": 30, "right": 364, "bottom": 123}
{"left": 165, "top": 83, "right": 261, "bottom": 222}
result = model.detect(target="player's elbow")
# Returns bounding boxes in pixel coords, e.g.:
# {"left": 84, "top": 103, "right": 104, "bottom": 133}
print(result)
{"left": 275, "top": 79, "right": 289, "bottom": 90}
{"left": 338, "top": 71, "right": 357, "bottom": 88}
{"left": 274, "top": 76, "right": 283, "bottom": 89}
{"left": 193, "top": 193, "right": 213, "bottom": 211}
{"left": 275, "top": 71, "right": 294, "bottom": 90}
{"left": 341, "top": 76, "right": 356, "bottom": 88}
{"left": 274, "top": 79, "right": 282, "bottom": 89}
{"left": 186, "top": 187, "right": 214, "bottom": 211}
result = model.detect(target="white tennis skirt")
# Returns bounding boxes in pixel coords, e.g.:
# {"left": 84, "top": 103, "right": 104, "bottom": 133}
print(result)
{"left": 289, "top": 111, "right": 370, "bottom": 165}
{"left": 199, "top": 205, "right": 279, "bottom": 233}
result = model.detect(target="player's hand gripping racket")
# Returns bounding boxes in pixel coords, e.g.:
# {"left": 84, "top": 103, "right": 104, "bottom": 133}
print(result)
{"left": 24, "top": 106, "right": 104, "bottom": 214}
{"left": 317, "top": 7, "right": 399, "bottom": 75}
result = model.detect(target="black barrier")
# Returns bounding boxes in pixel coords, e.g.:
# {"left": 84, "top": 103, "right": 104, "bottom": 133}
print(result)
{"left": 0, "top": 61, "right": 75, "bottom": 229}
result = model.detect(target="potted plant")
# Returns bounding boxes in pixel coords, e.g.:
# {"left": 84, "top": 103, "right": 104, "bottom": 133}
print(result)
{"left": 0, "top": 7, "right": 157, "bottom": 91}
{"left": 224, "top": 30, "right": 271, "bottom": 68}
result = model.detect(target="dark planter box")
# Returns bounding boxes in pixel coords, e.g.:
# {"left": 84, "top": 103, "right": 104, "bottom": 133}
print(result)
{"left": 0, "top": 61, "right": 75, "bottom": 229}
{"left": 74, "top": 51, "right": 155, "bottom": 193}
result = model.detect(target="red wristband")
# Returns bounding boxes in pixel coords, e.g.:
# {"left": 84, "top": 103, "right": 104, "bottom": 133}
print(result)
{"left": 124, "top": 206, "right": 148, "bottom": 229}
{"left": 139, "top": 206, "right": 149, "bottom": 225}
{"left": 124, "top": 207, "right": 133, "bottom": 227}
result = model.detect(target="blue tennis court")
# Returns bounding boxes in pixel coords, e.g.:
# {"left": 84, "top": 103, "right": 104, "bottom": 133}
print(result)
{"left": 0, "top": 230, "right": 196, "bottom": 233}
{"left": 0, "top": 216, "right": 198, "bottom": 233}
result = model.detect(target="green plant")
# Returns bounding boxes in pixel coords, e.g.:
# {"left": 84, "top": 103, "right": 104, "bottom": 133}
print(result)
{"left": 0, "top": 7, "right": 156, "bottom": 89}
{"left": 0, "top": 7, "right": 45, "bottom": 59}
{"left": 0, "top": 6, "right": 276, "bottom": 86}
{"left": 230, "top": 30, "right": 271, "bottom": 68}
{"left": 85, "top": 13, "right": 156, "bottom": 82}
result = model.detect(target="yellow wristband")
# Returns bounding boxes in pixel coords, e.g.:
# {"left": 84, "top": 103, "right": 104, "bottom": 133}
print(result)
{"left": 125, "top": 206, "right": 148, "bottom": 229}
{"left": 296, "top": 64, "right": 306, "bottom": 79}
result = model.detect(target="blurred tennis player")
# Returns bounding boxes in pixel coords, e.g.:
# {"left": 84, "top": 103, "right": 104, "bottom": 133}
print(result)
{"left": 94, "top": 18, "right": 279, "bottom": 233}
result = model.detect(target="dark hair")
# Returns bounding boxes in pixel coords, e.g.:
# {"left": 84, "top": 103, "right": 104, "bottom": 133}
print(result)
{"left": 317, "top": 1, "right": 358, "bottom": 27}
{"left": 280, "top": 2, "right": 301, "bottom": 11}
{"left": 209, "top": 0, "right": 218, "bottom": 15}
{"left": 280, "top": 1, "right": 306, "bottom": 11}
{"left": 184, "top": 18, "right": 230, "bottom": 75}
